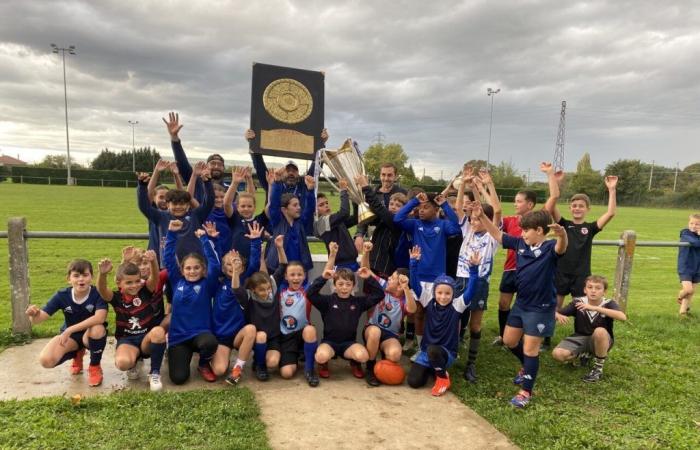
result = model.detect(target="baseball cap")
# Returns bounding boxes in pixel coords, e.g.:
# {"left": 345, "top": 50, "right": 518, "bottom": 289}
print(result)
{"left": 207, "top": 154, "right": 225, "bottom": 164}
{"left": 285, "top": 160, "right": 299, "bottom": 169}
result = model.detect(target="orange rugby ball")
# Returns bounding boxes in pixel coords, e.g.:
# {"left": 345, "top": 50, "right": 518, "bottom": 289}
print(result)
{"left": 374, "top": 359, "right": 406, "bottom": 385}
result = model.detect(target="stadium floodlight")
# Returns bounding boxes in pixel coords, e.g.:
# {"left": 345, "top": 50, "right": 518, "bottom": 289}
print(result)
{"left": 50, "top": 44, "right": 77, "bottom": 185}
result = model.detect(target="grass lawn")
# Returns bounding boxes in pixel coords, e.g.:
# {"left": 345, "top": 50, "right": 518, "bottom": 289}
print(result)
{"left": 1, "top": 182, "right": 699, "bottom": 449}
{"left": 0, "top": 389, "right": 269, "bottom": 450}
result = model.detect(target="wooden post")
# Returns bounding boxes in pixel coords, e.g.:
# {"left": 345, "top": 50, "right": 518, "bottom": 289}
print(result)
{"left": 8, "top": 217, "right": 31, "bottom": 334}
{"left": 613, "top": 230, "right": 636, "bottom": 313}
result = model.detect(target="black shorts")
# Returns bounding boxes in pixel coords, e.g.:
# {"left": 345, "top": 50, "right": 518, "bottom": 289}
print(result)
{"left": 679, "top": 273, "right": 700, "bottom": 284}
{"left": 266, "top": 335, "right": 282, "bottom": 353}
{"left": 280, "top": 331, "right": 305, "bottom": 367}
{"left": 555, "top": 272, "right": 588, "bottom": 297}
{"left": 499, "top": 270, "right": 517, "bottom": 294}
{"left": 322, "top": 339, "right": 356, "bottom": 358}
{"left": 363, "top": 324, "right": 399, "bottom": 344}
{"left": 216, "top": 335, "right": 235, "bottom": 349}
{"left": 68, "top": 330, "right": 87, "bottom": 349}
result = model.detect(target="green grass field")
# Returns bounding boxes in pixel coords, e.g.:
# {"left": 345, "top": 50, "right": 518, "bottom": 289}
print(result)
{"left": 1, "top": 183, "right": 699, "bottom": 449}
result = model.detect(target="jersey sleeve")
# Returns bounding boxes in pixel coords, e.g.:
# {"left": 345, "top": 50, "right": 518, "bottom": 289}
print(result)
{"left": 41, "top": 291, "right": 64, "bottom": 316}
{"left": 559, "top": 301, "right": 577, "bottom": 316}
{"left": 306, "top": 276, "right": 331, "bottom": 312}
{"left": 501, "top": 233, "right": 520, "bottom": 250}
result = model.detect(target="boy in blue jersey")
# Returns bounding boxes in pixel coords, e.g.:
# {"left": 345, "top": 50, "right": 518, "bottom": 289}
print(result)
{"left": 314, "top": 179, "right": 359, "bottom": 270}
{"left": 407, "top": 246, "right": 482, "bottom": 396}
{"left": 96, "top": 251, "right": 168, "bottom": 392}
{"left": 677, "top": 214, "right": 700, "bottom": 316}
{"left": 25, "top": 259, "right": 108, "bottom": 387}
{"left": 477, "top": 204, "right": 568, "bottom": 408}
{"left": 361, "top": 242, "right": 417, "bottom": 386}
{"left": 210, "top": 223, "right": 263, "bottom": 385}
{"left": 163, "top": 221, "right": 220, "bottom": 385}
{"left": 265, "top": 168, "right": 316, "bottom": 274}
{"left": 137, "top": 170, "right": 215, "bottom": 263}
{"left": 394, "top": 191, "right": 461, "bottom": 356}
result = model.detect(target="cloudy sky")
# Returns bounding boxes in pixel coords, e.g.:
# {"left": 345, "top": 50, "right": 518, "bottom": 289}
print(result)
{"left": 1, "top": 0, "right": 699, "bottom": 181}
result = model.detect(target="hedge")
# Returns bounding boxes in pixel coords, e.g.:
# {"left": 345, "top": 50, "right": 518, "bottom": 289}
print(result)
{"left": 8, "top": 166, "right": 175, "bottom": 187}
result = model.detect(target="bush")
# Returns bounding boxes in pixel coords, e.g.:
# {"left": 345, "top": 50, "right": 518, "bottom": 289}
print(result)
{"left": 8, "top": 167, "right": 176, "bottom": 187}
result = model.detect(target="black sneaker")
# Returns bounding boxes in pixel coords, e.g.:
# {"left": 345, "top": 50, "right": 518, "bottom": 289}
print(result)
{"left": 254, "top": 364, "right": 269, "bottom": 382}
{"left": 578, "top": 353, "right": 592, "bottom": 368}
{"left": 305, "top": 370, "right": 319, "bottom": 387}
{"left": 540, "top": 337, "right": 551, "bottom": 352}
{"left": 366, "top": 370, "right": 380, "bottom": 387}
{"left": 582, "top": 367, "right": 603, "bottom": 383}
{"left": 463, "top": 363, "right": 478, "bottom": 384}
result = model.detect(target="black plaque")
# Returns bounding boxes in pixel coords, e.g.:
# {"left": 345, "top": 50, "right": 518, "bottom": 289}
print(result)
{"left": 250, "top": 63, "right": 324, "bottom": 160}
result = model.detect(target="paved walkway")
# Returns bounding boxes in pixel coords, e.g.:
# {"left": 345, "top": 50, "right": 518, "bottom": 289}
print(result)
{"left": 0, "top": 339, "right": 517, "bottom": 450}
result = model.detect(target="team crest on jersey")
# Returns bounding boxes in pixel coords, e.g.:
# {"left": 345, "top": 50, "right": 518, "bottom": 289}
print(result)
{"left": 193, "top": 285, "right": 201, "bottom": 295}
{"left": 581, "top": 228, "right": 589, "bottom": 235}
{"left": 378, "top": 313, "right": 392, "bottom": 328}
{"left": 518, "top": 249, "right": 525, "bottom": 254}
{"left": 282, "top": 315, "right": 297, "bottom": 330}
{"left": 350, "top": 305, "right": 357, "bottom": 311}
{"left": 177, "top": 286, "right": 184, "bottom": 292}
{"left": 533, "top": 248, "right": 542, "bottom": 257}
{"left": 433, "top": 226, "right": 441, "bottom": 233}
{"left": 285, "top": 295, "right": 295, "bottom": 307}
{"left": 65, "top": 306, "right": 73, "bottom": 314}
{"left": 86, "top": 304, "right": 94, "bottom": 313}
{"left": 537, "top": 323, "right": 545, "bottom": 333}
{"left": 133, "top": 297, "right": 142, "bottom": 307}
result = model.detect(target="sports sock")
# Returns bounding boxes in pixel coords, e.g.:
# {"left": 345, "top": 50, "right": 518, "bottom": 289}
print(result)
{"left": 406, "top": 321, "right": 415, "bottom": 340}
{"left": 509, "top": 340, "right": 525, "bottom": 364}
{"left": 522, "top": 355, "right": 540, "bottom": 394}
{"left": 254, "top": 342, "right": 267, "bottom": 368}
{"left": 460, "top": 310, "right": 471, "bottom": 340}
{"left": 593, "top": 355, "right": 606, "bottom": 372}
{"left": 366, "top": 359, "right": 376, "bottom": 373}
{"left": 88, "top": 336, "right": 106, "bottom": 365}
{"left": 58, "top": 350, "right": 78, "bottom": 366}
{"left": 234, "top": 358, "right": 246, "bottom": 369}
{"left": 416, "top": 335, "right": 423, "bottom": 349}
{"left": 149, "top": 342, "right": 166, "bottom": 374}
{"left": 467, "top": 330, "right": 481, "bottom": 365}
{"left": 427, "top": 345, "right": 448, "bottom": 378}
{"left": 303, "top": 341, "right": 318, "bottom": 372}
{"left": 498, "top": 309, "right": 510, "bottom": 337}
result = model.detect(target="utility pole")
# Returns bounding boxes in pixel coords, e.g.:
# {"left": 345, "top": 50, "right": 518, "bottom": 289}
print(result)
{"left": 128, "top": 120, "right": 138, "bottom": 172}
{"left": 486, "top": 87, "right": 500, "bottom": 167}
{"left": 373, "top": 132, "right": 386, "bottom": 145}
{"left": 673, "top": 163, "right": 679, "bottom": 192}
{"left": 648, "top": 160, "right": 654, "bottom": 191}
{"left": 50, "top": 44, "right": 76, "bottom": 185}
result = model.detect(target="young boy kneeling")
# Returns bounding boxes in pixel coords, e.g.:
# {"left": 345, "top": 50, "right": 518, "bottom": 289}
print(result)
{"left": 552, "top": 275, "right": 627, "bottom": 382}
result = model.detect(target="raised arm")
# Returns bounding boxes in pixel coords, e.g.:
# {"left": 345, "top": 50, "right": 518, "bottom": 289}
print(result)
{"left": 244, "top": 166, "right": 256, "bottom": 196}
{"left": 473, "top": 202, "right": 503, "bottom": 243}
{"left": 301, "top": 175, "right": 317, "bottom": 227}
{"left": 477, "top": 169, "right": 502, "bottom": 226}
{"left": 394, "top": 197, "right": 420, "bottom": 231}
{"left": 137, "top": 173, "right": 163, "bottom": 222}
{"left": 360, "top": 241, "right": 372, "bottom": 271}
{"left": 408, "top": 245, "right": 424, "bottom": 301}
{"left": 548, "top": 222, "right": 568, "bottom": 255}
{"left": 96, "top": 258, "right": 114, "bottom": 302}
{"left": 163, "top": 221, "right": 184, "bottom": 284}
{"left": 329, "top": 181, "right": 351, "bottom": 227}
{"left": 163, "top": 112, "right": 193, "bottom": 183}
{"left": 324, "top": 241, "right": 339, "bottom": 273}
{"left": 148, "top": 159, "right": 169, "bottom": 203}
{"left": 455, "top": 165, "right": 474, "bottom": 222}
{"left": 268, "top": 180, "right": 284, "bottom": 227}
{"left": 193, "top": 177, "right": 215, "bottom": 223}
{"left": 540, "top": 162, "right": 562, "bottom": 222}
{"left": 169, "top": 161, "right": 185, "bottom": 191}
{"left": 223, "top": 166, "right": 241, "bottom": 218}
{"left": 435, "top": 194, "right": 461, "bottom": 234}
{"left": 187, "top": 161, "right": 205, "bottom": 209}
{"left": 681, "top": 228, "right": 700, "bottom": 247}
{"left": 398, "top": 274, "right": 417, "bottom": 314}
{"left": 596, "top": 175, "right": 618, "bottom": 229}
{"left": 143, "top": 250, "right": 159, "bottom": 292}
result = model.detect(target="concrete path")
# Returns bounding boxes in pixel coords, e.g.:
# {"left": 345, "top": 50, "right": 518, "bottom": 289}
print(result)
{"left": 0, "top": 339, "right": 517, "bottom": 450}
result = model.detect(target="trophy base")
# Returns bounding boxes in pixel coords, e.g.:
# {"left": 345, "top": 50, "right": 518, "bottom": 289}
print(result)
{"left": 357, "top": 203, "right": 376, "bottom": 227}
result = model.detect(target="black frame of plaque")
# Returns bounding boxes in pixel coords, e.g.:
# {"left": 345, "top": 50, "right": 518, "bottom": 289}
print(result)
{"left": 249, "top": 62, "right": 325, "bottom": 160}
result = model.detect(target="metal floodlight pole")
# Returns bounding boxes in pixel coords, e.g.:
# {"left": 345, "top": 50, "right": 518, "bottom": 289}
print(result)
{"left": 128, "top": 120, "right": 139, "bottom": 172}
{"left": 486, "top": 87, "right": 500, "bottom": 167}
{"left": 51, "top": 43, "right": 76, "bottom": 185}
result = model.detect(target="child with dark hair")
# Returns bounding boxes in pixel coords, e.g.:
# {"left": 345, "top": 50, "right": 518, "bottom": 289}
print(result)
{"left": 163, "top": 220, "right": 220, "bottom": 385}
{"left": 307, "top": 264, "right": 385, "bottom": 380}
{"left": 314, "top": 178, "right": 359, "bottom": 270}
{"left": 96, "top": 250, "right": 167, "bottom": 391}
{"left": 478, "top": 205, "right": 567, "bottom": 408}
{"left": 25, "top": 259, "right": 108, "bottom": 387}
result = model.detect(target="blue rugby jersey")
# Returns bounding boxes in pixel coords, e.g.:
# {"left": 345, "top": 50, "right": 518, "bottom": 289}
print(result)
{"left": 212, "top": 282, "right": 246, "bottom": 339}
{"left": 367, "top": 277, "right": 406, "bottom": 336}
{"left": 501, "top": 235, "right": 559, "bottom": 312}
{"left": 42, "top": 286, "right": 108, "bottom": 331}
{"left": 278, "top": 281, "right": 311, "bottom": 335}
{"left": 164, "top": 232, "right": 220, "bottom": 346}
{"left": 678, "top": 228, "right": 700, "bottom": 276}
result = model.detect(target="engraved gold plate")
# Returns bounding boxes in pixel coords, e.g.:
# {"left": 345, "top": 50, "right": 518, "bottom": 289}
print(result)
{"left": 260, "top": 129, "right": 315, "bottom": 154}
{"left": 262, "top": 78, "right": 313, "bottom": 124}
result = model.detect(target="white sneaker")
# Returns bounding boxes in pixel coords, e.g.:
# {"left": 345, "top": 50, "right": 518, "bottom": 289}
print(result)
{"left": 403, "top": 340, "right": 415, "bottom": 352}
{"left": 410, "top": 352, "right": 419, "bottom": 362}
{"left": 127, "top": 360, "right": 143, "bottom": 380}
{"left": 149, "top": 373, "right": 163, "bottom": 392}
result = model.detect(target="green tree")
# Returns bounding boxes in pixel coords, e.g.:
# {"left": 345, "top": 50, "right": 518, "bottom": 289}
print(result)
{"left": 34, "top": 154, "right": 83, "bottom": 169}
{"left": 362, "top": 143, "right": 409, "bottom": 180}
{"left": 491, "top": 161, "right": 524, "bottom": 189}
{"left": 91, "top": 146, "right": 160, "bottom": 172}
{"left": 569, "top": 153, "right": 603, "bottom": 201}
{"left": 604, "top": 159, "right": 652, "bottom": 205}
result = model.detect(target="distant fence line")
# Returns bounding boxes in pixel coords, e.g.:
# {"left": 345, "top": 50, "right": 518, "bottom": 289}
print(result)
{"left": 2, "top": 217, "right": 691, "bottom": 335}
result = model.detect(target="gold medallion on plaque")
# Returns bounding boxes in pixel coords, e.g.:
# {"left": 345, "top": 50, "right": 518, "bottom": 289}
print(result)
{"left": 262, "top": 78, "right": 313, "bottom": 124}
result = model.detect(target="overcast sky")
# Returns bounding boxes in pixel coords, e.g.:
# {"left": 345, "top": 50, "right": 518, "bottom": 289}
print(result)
{"left": 1, "top": 0, "right": 699, "bottom": 181}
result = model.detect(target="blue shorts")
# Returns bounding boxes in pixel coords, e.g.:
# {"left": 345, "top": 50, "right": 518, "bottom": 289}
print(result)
{"left": 413, "top": 346, "right": 456, "bottom": 369}
{"left": 499, "top": 270, "right": 517, "bottom": 294}
{"left": 455, "top": 277, "right": 490, "bottom": 311}
{"left": 322, "top": 340, "right": 356, "bottom": 358}
{"left": 116, "top": 334, "right": 147, "bottom": 350}
{"left": 506, "top": 303, "right": 556, "bottom": 337}
{"left": 67, "top": 330, "right": 87, "bottom": 349}
{"left": 679, "top": 273, "right": 700, "bottom": 284}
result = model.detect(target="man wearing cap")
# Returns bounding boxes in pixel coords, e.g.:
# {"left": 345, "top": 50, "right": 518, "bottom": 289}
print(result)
{"left": 163, "top": 112, "right": 227, "bottom": 202}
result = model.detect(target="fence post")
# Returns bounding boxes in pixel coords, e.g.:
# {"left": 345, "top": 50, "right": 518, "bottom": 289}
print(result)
{"left": 8, "top": 217, "right": 31, "bottom": 334}
{"left": 613, "top": 230, "right": 636, "bottom": 313}
{"left": 48, "top": 176, "right": 51, "bottom": 185}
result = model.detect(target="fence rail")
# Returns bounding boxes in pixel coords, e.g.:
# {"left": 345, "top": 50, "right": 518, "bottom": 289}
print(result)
{"left": 2, "top": 217, "right": 691, "bottom": 334}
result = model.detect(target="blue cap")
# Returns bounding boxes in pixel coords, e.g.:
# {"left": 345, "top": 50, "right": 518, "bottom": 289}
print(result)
{"left": 432, "top": 274, "right": 455, "bottom": 294}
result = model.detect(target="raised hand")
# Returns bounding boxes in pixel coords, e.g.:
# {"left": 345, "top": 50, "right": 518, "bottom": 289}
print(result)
{"left": 245, "top": 221, "right": 264, "bottom": 240}
{"left": 168, "top": 161, "right": 180, "bottom": 175}
{"left": 321, "top": 128, "right": 329, "bottom": 143}
{"left": 274, "top": 234, "right": 285, "bottom": 248}
{"left": 304, "top": 175, "right": 315, "bottom": 190}
{"left": 328, "top": 241, "right": 339, "bottom": 255}
{"left": 416, "top": 192, "right": 428, "bottom": 203}
{"left": 121, "top": 246, "right": 139, "bottom": 262}
{"left": 539, "top": 162, "right": 554, "bottom": 174}
{"left": 203, "top": 221, "right": 219, "bottom": 238}
{"left": 468, "top": 251, "right": 482, "bottom": 267}
{"left": 155, "top": 159, "right": 169, "bottom": 173}
{"left": 357, "top": 267, "right": 371, "bottom": 279}
{"left": 362, "top": 241, "right": 373, "bottom": 254}
{"left": 553, "top": 170, "right": 565, "bottom": 183}
{"left": 266, "top": 169, "right": 277, "bottom": 186}
{"left": 478, "top": 167, "right": 493, "bottom": 184}
{"left": 338, "top": 179, "right": 348, "bottom": 190}
{"left": 194, "top": 229, "right": 205, "bottom": 238}
{"left": 322, "top": 268, "right": 335, "bottom": 280}
{"left": 548, "top": 222, "right": 565, "bottom": 237}
{"left": 354, "top": 174, "right": 369, "bottom": 188}
{"left": 245, "top": 129, "right": 255, "bottom": 141}
{"left": 193, "top": 161, "right": 206, "bottom": 177}
{"left": 605, "top": 175, "right": 618, "bottom": 190}
{"left": 472, "top": 201, "right": 484, "bottom": 218}
{"left": 137, "top": 172, "right": 151, "bottom": 183}
{"left": 162, "top": 112, "right": 183, "bottom": 139}
{"left": 410, "top": 245, "right": 422, "bottom": 260}
{"left": 143, "top": 250, "right": 157, "bottom": 263}
{"left": 25, "top": 304, "right": 41, "bottom": 317}
{"left": 168, "top": 220, "right": 183, "bottom": 232}
{"left": 398, "top": 274, "right": 409, "bottom": 289}
{"left": 98, "top": 258, "right": 113, "bottom": 274}
{"left": 462, "top": 164, "right": 474, "bottom": 179}
{"left": 275, "top": 167, "right": 286, "bottom": 181}
{"left": 434, "top": 193, "right": 446, "bottom": 206}
{"left": 232, "top": 166, "right": 246, "bottom": 184}
{"left": 200, "top": 166, "right": 212, "bottom": 182}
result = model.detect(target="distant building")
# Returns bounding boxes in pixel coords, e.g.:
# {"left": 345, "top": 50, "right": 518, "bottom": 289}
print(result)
{"left": 0, "top": 154, "right": 27, "bottom": 167}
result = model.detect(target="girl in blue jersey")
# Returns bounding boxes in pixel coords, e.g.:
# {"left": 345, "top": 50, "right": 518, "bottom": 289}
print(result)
{"left": 407, "top": 246, "right": 482, "bottom": 397}
{"left": 163, "top": 220, "right": 220, "bottom": 385}
{"left": 210, "top": 223, "right": 263, "bottom": 385}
